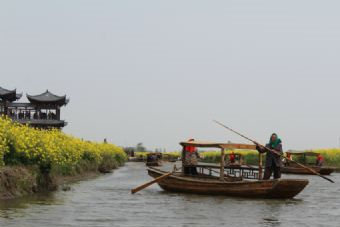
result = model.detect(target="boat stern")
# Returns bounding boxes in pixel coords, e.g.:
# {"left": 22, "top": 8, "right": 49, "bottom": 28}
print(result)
{"left": 266, "top": 179, "right": 309, "bottom": 199}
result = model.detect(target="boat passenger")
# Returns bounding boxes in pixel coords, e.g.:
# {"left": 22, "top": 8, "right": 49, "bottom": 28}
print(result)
{"left": 287, "top": 152, "right": 292, "bottom": 161}
{"left": 255, "top": 133, "right": 283, "bottom": 180}
{"left": 183, "top": 139, "right": 200, "bottom": 175}
{"left": 229, "top": 152, "right": 235, "bottom": 164}
{"left": 316, "top": 154, "right": 324, "bottom": 166}
{"left": 283, "top": 152, "right": 292, "bottom": 166}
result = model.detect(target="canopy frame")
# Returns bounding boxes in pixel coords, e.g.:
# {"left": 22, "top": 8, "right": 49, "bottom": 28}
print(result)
{"left": 180, "top": 141, "right": 256, "bottom": 180}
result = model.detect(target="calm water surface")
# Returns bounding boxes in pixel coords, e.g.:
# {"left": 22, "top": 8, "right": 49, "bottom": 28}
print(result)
{"left": 0, "top": 162, "right": 339, "bottom": 227}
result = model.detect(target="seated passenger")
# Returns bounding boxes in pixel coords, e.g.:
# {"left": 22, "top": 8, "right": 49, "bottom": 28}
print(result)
{"left": 284, "top": 152, "right": 292, "bottom": 166}
{"left": 229, "top": 152, "right": 235, "bottom": 164}
{"left": 316, "top": 154, "right": 324, "bottom": 166}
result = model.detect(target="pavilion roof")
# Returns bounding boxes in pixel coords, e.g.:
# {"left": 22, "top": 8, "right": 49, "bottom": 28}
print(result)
{"left": 0, "top": 87, "right": 22, "bottom": 102}
{"left": 27, "top": 90, "right": 69, "bottom": 105}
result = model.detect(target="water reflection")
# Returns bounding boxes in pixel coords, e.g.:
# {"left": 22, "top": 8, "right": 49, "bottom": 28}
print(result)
{"left": 0, "top": 192, "right": 61, "bottom": 219}
{"left": 260, "top": 202, "right": 283, "bottom": 227}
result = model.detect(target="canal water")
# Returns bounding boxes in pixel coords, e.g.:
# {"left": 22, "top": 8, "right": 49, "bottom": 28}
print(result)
{"left": 0, "top": 162, "right": 339, "bottom": 227}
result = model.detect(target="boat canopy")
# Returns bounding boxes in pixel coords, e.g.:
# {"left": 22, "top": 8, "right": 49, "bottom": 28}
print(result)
{"left": 180, "top": 140, "right": 259, "bottom": 181}
{"left": 180, "top": 141, "right": 256, "bottom": 150}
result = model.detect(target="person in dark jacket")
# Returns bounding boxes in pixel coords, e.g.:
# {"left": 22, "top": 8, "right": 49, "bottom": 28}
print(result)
{"left": 256, "top": 133, "right": 283, "bottom": 180}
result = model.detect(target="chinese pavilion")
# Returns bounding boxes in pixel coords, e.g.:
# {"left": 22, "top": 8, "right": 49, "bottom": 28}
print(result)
{"left": 0, "top": 87, "right": 69, "bottom": 129}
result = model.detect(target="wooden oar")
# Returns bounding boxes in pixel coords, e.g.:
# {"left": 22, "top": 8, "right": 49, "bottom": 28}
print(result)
{"left": 213, "top": 120, "right": 335, "bottom": 183}
{"left": 131, "top": 167, "right": 181, "bottom": 194}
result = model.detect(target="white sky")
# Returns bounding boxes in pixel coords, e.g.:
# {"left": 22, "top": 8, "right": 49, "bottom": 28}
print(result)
{"left": 1, "top": 1, "right": 340, "bottom": 151}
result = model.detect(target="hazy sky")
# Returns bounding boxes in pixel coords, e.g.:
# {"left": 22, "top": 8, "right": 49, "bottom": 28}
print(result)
{"left": 1, "top": 1, "right": 340, "bottom": 151}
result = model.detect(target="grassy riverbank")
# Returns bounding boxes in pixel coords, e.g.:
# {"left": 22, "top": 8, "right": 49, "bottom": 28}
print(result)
{"left": 0, "top": 117, "right": 127, "bottom": 199}
{"left": 200, "top": 150, "right": 259, "bottom": 165}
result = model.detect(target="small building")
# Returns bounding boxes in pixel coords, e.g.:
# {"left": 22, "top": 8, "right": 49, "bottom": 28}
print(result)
{"left": 124, "top": 147, "right": 136, "bottom": 157}
{"left": 0, "top": 87, "right": 69, "bottom": 129}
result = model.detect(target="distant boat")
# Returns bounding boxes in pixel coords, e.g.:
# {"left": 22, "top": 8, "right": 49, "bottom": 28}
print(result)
{"left": 281, "top": 165, "right": 335, "bottom": 175}
{"left": 146, "top": 153, "right": 162, "bottom": 167}
{"left": 282, "top": 151, "right": 335, "bottom": 175}
{"left": 148, "top": 141, "right": 309, "bottom": 199}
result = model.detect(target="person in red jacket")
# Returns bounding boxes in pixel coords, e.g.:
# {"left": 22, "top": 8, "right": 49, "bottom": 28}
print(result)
{"left": 183, "top": 139, "right": 200, "bottom": 175}
{"left": 229, "top": 152, "right": 235, "bottom": 164}
{"left": 316, "top": 154, "right": 324, "bottom": 166}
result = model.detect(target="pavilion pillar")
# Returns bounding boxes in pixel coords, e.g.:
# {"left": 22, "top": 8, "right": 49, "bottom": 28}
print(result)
{"left": 220, "top": 148, "right": 225, "bottom": 181}
{"left": 0, "top": 101, "right": 4, "bottom": 115}
{"left": 3, "top": 101, "right": 8, "bottom": 116}
{"left": 56, "top": 107, "right": 60, "bottom": 120}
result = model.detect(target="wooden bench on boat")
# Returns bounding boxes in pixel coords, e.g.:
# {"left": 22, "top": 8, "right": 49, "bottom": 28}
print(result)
{"left": 147, "top": 141, "right": 309, "bottom": 199}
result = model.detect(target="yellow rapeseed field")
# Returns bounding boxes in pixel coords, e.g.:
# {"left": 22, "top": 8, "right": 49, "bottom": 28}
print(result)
{"left": 0, "top": 117, "right": 127, "bottom": 169}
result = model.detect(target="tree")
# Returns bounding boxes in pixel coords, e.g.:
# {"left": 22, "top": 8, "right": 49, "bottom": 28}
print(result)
{"left": 136, "top": 143, "right": 146, "bottom": 152}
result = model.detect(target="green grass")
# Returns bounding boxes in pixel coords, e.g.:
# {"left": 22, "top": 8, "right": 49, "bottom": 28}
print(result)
{"left": 200, "top": 150, "right": 260, "bottom": 165}
{"left": 133, "top": 149, "right": 340, "bottom": 167}
{"left": 199, "top": 149, "right": 340, "bottom": 167}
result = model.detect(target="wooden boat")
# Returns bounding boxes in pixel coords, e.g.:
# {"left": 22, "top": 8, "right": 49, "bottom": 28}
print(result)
{"left": 146, "top": 153, "right": 162, "bottom": 167}
{"left": 281, "top": 165, "right": 334, "bottom": 175}
{"left": 162, "top": 154, "right": 178, "bottom": 163}
{"left": 146, "top": 161, "right": 162, "bottom": 167}
{"left": 282, "top": 152, "right": 335, "bottom": 175}
{"left": 148, "top": 141, "right": 309, "bottom": 199}
{"left": 148, "top": 168, "right": 308, "bottom": 199}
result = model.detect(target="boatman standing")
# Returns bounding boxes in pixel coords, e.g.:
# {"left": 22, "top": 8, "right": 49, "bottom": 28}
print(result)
{"left": 255, "top": 133, "right": 283, "bottom": 180}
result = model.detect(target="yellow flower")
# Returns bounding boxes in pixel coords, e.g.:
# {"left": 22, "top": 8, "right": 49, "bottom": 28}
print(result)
{"left": 0, "top": 117, "right": 127, "bottom": 167}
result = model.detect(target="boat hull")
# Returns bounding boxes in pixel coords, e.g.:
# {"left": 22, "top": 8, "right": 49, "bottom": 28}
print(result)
{"left": 148, "top": 168, "right": 308, "bottom": 199}
{"left": 281, "top": 166, "right": 335, "bottom": 175}
{"left": 146, "top": 162, "right": 162, "bottom": 167}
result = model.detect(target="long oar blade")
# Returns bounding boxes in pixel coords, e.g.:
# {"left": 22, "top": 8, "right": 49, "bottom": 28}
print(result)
{"left": 131, "top": 172, "right": 172, "bottom": 194}
{"left": 292, "top": 160, "right": 335, "bottom": 183}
